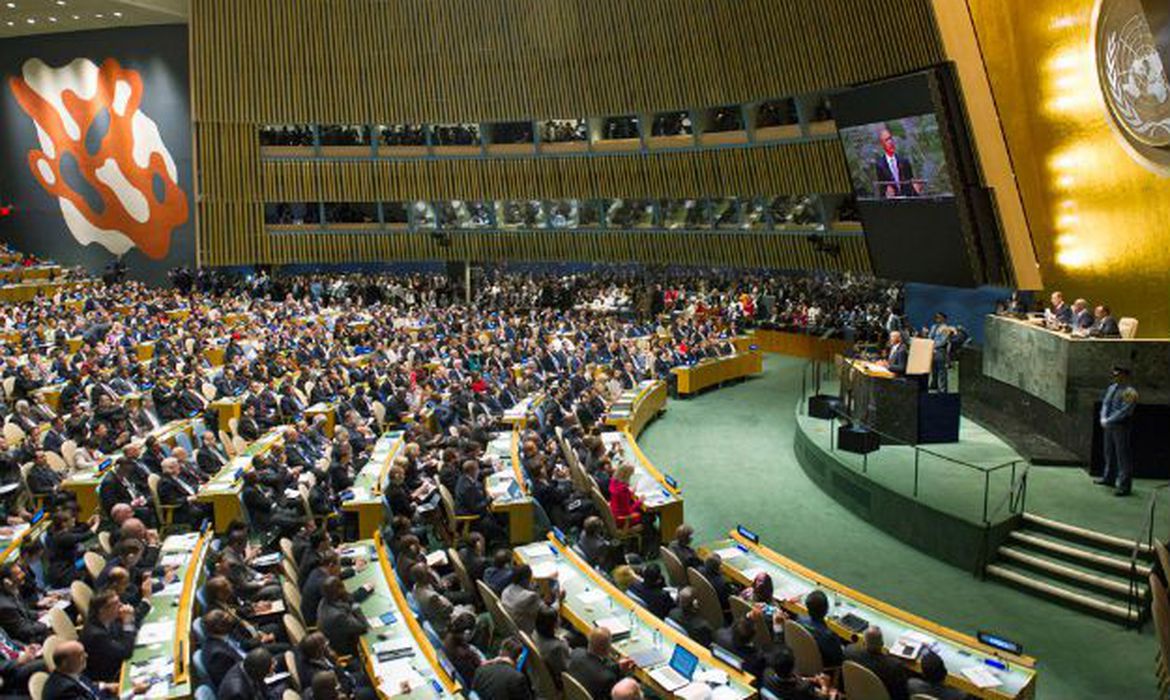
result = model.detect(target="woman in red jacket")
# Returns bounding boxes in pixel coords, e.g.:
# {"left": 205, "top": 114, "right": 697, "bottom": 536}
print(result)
{"left": 608, "top": 463, "right": 643, "bottom": 529}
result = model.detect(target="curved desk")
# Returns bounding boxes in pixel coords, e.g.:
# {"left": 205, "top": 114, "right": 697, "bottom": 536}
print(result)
{"left": 484, "top": 428, "right": 536, "bottom": 544}
{"left": 118, "top": 529, "right": 211, "bottom": 698}
{"left": 515, "top": 534, "right": 757, "bottom": 699}
{"left": 701, "top": 529, "right": 1037, "bottom": 700}
{"left": 605, "top": 379, "right": 667, "bottom": 437}
{"left": 733, "top": 329, "right": 851, "bottom": 362}
{"left": 601, "top": 430, "right": 683, "bottom": 541}
{"left": 62, "top": 418, "right": 197, "bottom": 520}
{"left": 343, "top": 431, "right": 405, "bottom": 540}
{"left": 195, "top": 427, "right": 286, "bottom": 532}
{"left": 672, "top": 351, "right": 762, "bottom": 396}
{"left": 349, "top": 532, "right": 461, "bottom": 698}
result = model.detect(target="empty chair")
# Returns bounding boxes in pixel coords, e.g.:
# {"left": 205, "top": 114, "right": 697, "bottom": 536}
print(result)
{"left": 282, "top": 579, "right": 305, "bottom": 625}
{"left": 70, "top": 581, "right": 93, "bottom": 619}
{"left": 3, "top": 422, "right": 25, "bottom": 444}
{"left": 83, "top": 551, "right": 106, "bottom": 582}
{"left": 41, "top": 636, "right": 59, "bottom": 672}
{"left": 285, "top": 650, "right": 302, "bottom": 690}
{"left": 658, "top": 545, "right": 687, "bottom": 587}
{"left": 476, "top": 580, "right": 517, "bottom": 637}
{"left": 48, "top": 607, "right": 77, "bottom": 641}
{"left": 60, "top": 440, "right": 78, "bottom": 469}
{"left": 685, "top": 566, "right": 725, "bottom": 630}
{"left": 29, "top": 671, "right": 48, "bottom": 700}
{"left": 284, "top": 613, "right": 307, "bottom": 645}
{"left": 842, "top": 660, "right": 892, "bottom": 700}
{"left": 783, "top": 620, "right": 824, "bottom": 676}
{"left": 1119, "top": 317, "right": 1139, "bottom": 339}
{"left": 561, "top": 671, "right": 593, "bottom": 700}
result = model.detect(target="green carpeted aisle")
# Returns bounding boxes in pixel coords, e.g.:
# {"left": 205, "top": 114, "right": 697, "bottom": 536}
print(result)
{"left": 637, "top": 354, "right": 1157, "bottom": 700}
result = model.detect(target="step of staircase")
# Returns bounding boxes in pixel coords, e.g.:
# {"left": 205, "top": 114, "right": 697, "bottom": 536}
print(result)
{"left": 996, "top": 545, "right": 1148, "bottom": 598}
{"left": 1008, "top": 531, "right": 1153, "bottom": 577}
{"left": 1021, "top": 512, "right": 1153, "bottom": 557}
{"left": 986, "top": 562, "right": 1142, "bottom": 624}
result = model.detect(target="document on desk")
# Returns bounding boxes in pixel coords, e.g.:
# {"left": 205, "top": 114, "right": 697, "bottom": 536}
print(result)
{"left": 375, "top": 658, "right": 427, "bottom": 694}
{"left": 961, "top": 665, "right": 1003, "bottom": 689}
{"left": 135, "top": 621, "right": 172, "bottom": 647}
{"left": 713, "top": 546, "right": 743, "bottom": 562}
{"left": 530, "top": 560, "right": 558, "bottom": 580}
{"left": 578, "top": 589, "right": 607, "bottom": 606}
{"left": 517, "top": 542, "right": 552, "bottom": 559}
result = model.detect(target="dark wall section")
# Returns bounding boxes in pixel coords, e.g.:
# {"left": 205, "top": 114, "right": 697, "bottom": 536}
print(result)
{"left": 0, "top": 25, "right": 193, "bottom": 285}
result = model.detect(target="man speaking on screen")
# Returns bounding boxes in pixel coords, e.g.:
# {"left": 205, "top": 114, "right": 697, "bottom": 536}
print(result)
{"left": 874, "top": 127, "right": 923, "bottom": 198}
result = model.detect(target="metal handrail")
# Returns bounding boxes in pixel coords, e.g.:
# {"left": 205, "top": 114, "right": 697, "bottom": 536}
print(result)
{"left": 807, "top": 359, "right": 1027, "bottom": 526}
{"left": 1126, "top": 482, "right": 1169, "bottom": 626}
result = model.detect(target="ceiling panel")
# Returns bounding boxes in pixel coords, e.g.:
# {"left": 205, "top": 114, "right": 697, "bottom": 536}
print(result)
{"left": 0, "top": 0, "right": 185, "bottom": 38}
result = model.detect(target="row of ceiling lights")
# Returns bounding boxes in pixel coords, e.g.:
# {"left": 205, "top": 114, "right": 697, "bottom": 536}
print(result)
{"left": 3, "top": 1, "right": 124, "bottom": 27}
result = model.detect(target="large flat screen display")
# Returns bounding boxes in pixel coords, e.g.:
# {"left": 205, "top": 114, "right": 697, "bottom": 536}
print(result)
{"left": 832, "top": 67, "right": 1006, "bottom": 288}
{"left": 839, "top": 114, "right": 953, "bottom": 200}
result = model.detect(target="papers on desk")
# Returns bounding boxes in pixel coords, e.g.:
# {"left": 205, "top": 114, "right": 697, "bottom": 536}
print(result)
{"left": 425, "top": 550, "right": 448, "bottom": 568}
{"left": 695, "top": 669, "right": 728, "bottom": 686}
{"left": 158, "top": 580, "right": 184, "bottom": 598}
{"left": 135, "top": 621, "right": 172, "bottom": 647}
{"left": 961, "top": 665, "right": 1003, "bottom": 689}
{"left": 164, "top": 532, "right": 200, "bottom": 550}
{"left": 530, "top": 560, "right": 558, "bottom": 580}
{"left": 126, "top": 656, "right": 173, "bottom": 697}
{"left": 578, "top": 589, "right": 607, "bottom": 606}
{"left": 594, "top": 615, "right": 631, "bottom": 640}
{"left": 517, "top": 542, "right": 552, "bottom": 559}
{"left": 676, "top": 681, "right": 713, "bottom": 700}
{"left": 158, "top": 552, "right": 188, "bottom": 568}
{"left": 713, "top": 546, "right": 743, "bottom": 562}
{"left": 251, "top": 552, "right": 282, "bottom": 568}
{"left": 890, "top": 630, "right": 935, "bottom": 661}
{"left": 375, "top": 658, "right": 428, "bottom": 695}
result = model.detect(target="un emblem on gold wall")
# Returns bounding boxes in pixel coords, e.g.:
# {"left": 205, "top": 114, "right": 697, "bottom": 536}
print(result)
{"left": 1095, "top": 0, "right": 1170, "bottom": 170}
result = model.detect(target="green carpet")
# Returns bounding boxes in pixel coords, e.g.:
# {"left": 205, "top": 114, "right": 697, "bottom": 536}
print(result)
{"left": 637, "top": 354, "right": 1158, "bottom": 700}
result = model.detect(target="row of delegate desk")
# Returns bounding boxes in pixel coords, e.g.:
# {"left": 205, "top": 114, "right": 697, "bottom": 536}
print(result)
{"left": 672, "top": 351, "right": 763, "bottom": 396}
{"left": 701, "top": 529, "right": 1038, "bottom": 700}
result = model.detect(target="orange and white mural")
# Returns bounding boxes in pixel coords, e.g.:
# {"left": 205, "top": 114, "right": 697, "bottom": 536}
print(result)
{"left": 7, "top": 57, "right": 188, "bottom": 260}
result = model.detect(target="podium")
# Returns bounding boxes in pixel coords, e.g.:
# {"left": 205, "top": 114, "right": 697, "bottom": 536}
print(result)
{"left": 837, "top": 357, "right": 959, "bottom": 445}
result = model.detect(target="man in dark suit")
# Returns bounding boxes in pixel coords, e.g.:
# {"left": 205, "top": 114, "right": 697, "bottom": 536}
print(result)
{"left": 157, "top": 458, "right": 211, "bottom": 527}
{"left": 99, "top": 458, "right": 153, "bottom": 523}
{"left": 796, "top": 590, "right": 844, "bottom": 668}
{"left": 844, "top": 627, "right": 908, "bottom": 700}
{"left": 0, "top": 564, "right": 49, "bottom": 644}
{"left": 43, "top": 639, "right": 134, "bottom": 700}
{"left": 454, "top": 459, "right": 506, "bottom": 543}
{"left": 884, "top": 330, "right": 908, "bottom": 377}
{"left": 873, "top": 128, "right": 920, "bottom": 198}
{"left": 567, "top": 626, "right": 631, "bottom": 699}
{"left": 77, "top": 591, "right": 136, "bottom": 682}
{"left": 201, "top": 610, "right": 247, "bottom": 691}
{"left": 197, "top": 430, "right": 230, "bottom": 475}
{"left": 471, "top": 636, "right": 533, "bottom": 699}
{"left": 1090, "top": 305, "right": 1122, "bottom": 338}
{"left": 218, "top": 647, "right": 275, "bottom": 700}
{"left": 667, "top": 587, "right": 714, "bottom": 647}
{"left": 316, "top": 576, "right": 369, "bottom": 656}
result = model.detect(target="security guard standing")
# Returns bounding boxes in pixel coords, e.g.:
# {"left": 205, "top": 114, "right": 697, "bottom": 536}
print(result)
{"left": 1095, "top": 365, "right": 1138, "bottom": 496}
{"left": 927, "top": 312, "right": 953, "bottom": 392}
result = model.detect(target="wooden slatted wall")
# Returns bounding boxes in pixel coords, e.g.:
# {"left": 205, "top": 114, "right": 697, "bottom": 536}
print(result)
{"left": 191, "top": 0, "right": 945, "bottom": 269}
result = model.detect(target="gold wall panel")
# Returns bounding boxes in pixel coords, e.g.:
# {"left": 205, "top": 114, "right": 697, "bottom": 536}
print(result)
{"left": 191, "top": 0, "right": 944, "bottom": 270}
{"left": 968, "top": 0, "right": 1170, "bottom": 336}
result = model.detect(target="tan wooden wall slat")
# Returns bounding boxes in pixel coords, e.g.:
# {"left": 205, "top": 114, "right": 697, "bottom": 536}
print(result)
{"left": 191, "top": 0, "right": 941, "bottom": 271}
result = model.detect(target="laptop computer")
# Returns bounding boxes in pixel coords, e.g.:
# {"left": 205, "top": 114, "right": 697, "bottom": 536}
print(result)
{"left": 649, "top": 644, "right": 700, "bottom": 692}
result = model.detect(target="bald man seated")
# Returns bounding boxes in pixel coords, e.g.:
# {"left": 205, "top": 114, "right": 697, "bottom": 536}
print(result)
{"left": 612, "top": 678, "right": 644, "bottom": 700}
{"left": 43, "top": 639, "right": 148, "bottom": 700}
{"left": 567, "top": 626, "right": 634, "bottom": 700}
{"left": 843, "top": 626, "right": 908, "bottom": 700}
